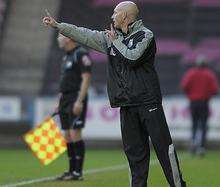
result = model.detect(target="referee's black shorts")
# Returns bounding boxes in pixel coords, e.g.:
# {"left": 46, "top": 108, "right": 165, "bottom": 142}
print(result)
{"left": 58, "top": 93, "right": 87, "bottom": 130}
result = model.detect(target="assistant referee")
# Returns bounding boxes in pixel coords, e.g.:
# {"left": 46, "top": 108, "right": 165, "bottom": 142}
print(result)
{"left": 56, "top": 34, "right": 92, "bottom": 181}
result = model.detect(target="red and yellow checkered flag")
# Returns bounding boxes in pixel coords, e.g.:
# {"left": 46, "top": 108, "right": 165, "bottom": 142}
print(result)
{"left": 24, "top": 117, "right": 66, "bottom": 165}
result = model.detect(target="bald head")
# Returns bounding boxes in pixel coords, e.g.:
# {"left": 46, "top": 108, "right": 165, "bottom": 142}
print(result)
{"left": 115, "top": 1, "right": 139, "bottom": 21}
{"left": 57, "top": 34, "right": 77, "bottom": 51}
{"left": 112, "top": 1, "right": 139, "bottom": 32}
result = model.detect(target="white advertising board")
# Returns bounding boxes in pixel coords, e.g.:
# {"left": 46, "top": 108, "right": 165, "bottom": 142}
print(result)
{"left": 0, "top": 97, "right": 21, "bottom": 121}
{"left": 34, "top": 97, "right": 220, "bottom": 140}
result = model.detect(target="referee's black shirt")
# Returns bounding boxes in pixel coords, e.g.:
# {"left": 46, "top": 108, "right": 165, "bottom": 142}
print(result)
{"left": 59, "top": 46, "right": 92, "bottom": 94}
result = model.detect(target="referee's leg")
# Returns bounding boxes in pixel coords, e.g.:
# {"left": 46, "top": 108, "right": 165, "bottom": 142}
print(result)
{"left": 142, "top": 105, "right": 186, "bottom": 187}
{"left": 120, "top": 106, "right": 150, "bottom": 187}
{"left": 69, "top": 100, "right": 87, "bottom": 177}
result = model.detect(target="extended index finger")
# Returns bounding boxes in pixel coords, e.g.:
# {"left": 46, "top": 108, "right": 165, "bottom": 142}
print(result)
{"left": 45, "top": 9, "right": 51, "bottom": 17}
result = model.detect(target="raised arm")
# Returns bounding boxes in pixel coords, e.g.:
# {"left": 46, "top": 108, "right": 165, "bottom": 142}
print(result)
{"left": 43, "top": 11, "right": 110, "bottom": 53}
{"left": 57, "top": 23, "right": 109, "bottom": 54}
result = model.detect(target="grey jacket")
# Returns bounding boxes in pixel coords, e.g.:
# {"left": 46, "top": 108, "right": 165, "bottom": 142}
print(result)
{"left": 57, "top": 20, "right": 162, "bottom": 107}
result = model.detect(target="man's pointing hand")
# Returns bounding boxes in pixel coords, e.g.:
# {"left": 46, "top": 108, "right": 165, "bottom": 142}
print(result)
{"left": 42, "top": 9, "right": 58, "bottom": 28}
{"left": 105, "top": 24, "right": 117, "bottom": 42}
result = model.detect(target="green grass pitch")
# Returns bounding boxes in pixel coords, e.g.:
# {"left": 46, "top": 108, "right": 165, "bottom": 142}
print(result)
{"left": 0, "top": 149, "right": 220, "bottom": 187}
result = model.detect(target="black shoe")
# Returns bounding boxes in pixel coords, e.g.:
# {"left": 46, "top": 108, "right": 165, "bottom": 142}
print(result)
{"left": 57, "top": 171, "right": 74, "bottom": 181}
{"left": 170, "top": 181, "right": 186, "bottom": 187}
{"left": 72, "top": 171, "right": 83, "bottom": 181}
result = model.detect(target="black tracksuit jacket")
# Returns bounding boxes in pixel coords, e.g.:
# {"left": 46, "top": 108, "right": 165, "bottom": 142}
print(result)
{"left": 57, "top": 20, "right": 162, "bottom": 108}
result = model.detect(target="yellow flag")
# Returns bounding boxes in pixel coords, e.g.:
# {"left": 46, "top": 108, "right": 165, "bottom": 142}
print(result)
{"left": 24, "top": 118, "right": 66, "bottom": 165}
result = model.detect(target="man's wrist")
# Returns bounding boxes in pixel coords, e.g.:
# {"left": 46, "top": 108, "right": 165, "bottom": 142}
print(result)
{"left": 53, "top": 21, "right": 59, "bottom": 29}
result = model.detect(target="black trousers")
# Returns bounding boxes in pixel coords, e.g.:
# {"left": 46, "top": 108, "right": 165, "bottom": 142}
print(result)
{"left": 190, "top": 100, "right": 209, "bottom": 149}
{"left": 59, "top": 93, "right": 87, "bottom": 130}
{"left": 120, "top": 104, "right": 185, "bottom": 187}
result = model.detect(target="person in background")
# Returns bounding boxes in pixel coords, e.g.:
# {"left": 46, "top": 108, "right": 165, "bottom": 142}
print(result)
{"left": 56, "top": 34, "right": 92, "bottom": 180}
{"left": 181, "top": 56, "right": 218, "bottom": 156}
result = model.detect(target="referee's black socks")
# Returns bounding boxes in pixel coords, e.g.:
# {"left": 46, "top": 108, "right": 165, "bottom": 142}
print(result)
{"left": 66, "top": 142, "right": 76, "bottom": 172}
{"left": 73, "top": 140, "right": 85, "bottom": 175}
{"left": 66, "top": 140, "right": 85, "bottom": 175}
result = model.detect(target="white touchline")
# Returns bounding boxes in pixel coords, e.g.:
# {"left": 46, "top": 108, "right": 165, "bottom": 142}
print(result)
{"left": 1, "top": 154, "right": 188, "bottom": 187}
{"left": 0, "top": 160, "right": 155, "bottom": 187}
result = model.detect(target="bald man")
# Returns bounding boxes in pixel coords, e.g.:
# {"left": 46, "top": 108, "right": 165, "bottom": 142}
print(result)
{"left": 43, "top": 1, "right": 186, "bottom": 186}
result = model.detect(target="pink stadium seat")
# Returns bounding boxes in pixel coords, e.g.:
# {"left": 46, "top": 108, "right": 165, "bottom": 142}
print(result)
{"left": 193, "top": 0, "right": 220, "bottom": 7}
{"left": 92, "top": 0, "right": 185, "bottom": 7}
{"left": 141, "top": 0, "right": 185, "bottom": 3}
{"left": 156, "top": 39, "right": 190, "bottom": 55}
{"left": 92, "top": 0, "right": 124, "bottom": 7}
{"left": 199, "top": 38, "right": 220, "bottom": 48}
{"left": 182, "top": 38, "right": 220, "bottom": 63}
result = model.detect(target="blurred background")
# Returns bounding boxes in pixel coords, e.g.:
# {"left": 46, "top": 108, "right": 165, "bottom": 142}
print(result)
{"left": 0, "top": 0, "right": 220, "bottom": 186}
{"left": 0, "top": 0, "right": 219, "bottom": 148}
